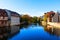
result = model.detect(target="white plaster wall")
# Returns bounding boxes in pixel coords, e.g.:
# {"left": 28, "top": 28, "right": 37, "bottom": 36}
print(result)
{"left": 11, "top": 16, "right": 20, "bottom": 26}
{"left": 52, "top": 13, "right": 58, "bottom": 22}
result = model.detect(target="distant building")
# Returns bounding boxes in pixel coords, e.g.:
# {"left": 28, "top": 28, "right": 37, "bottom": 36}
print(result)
{"left": 47, "top": 11, "right": 55, "bottom": 22}
{"left": 47, "top": 11, "right": 60, "bottom": 22}
{"left": 52, "top": 12, "right": 60, "bottom": 22}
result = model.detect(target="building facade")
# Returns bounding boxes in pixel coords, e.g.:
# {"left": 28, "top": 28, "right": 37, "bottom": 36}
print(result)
{"left": 46, "top": 11, "right": 55, "bottom": 22}
{"left": 5, "top": 9, "right": 20, "bottom": 26}
{"left": 0, "top": 9, "right": 8, "bottom": 27}
{"left": 0, "top": 9, "right": 20, "bottom": 36}
{"left": 0, "top": 9, "right": 20, "bottom": 27}
{"left": 52, "top": 12, "right": 60, "bottom": 22}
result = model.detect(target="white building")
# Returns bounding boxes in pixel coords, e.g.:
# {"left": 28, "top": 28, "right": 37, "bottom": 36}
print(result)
{"left": 0, "top": 9, "right": 20, "bottom": 35}
{"left": 52, "top": 12, "right": 60, "bottom": 22}
{"left": 5, "top": 9, "right": 20, "bottom": 26}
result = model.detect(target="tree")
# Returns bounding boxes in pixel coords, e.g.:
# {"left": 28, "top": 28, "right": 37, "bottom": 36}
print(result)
{"left": 31, "top": 16, "right": 37, "bottom": 23}
{"left": 43, "top": 13, "right": 48, "bottom": 22}
{"left": 20, "top": 14, "right": 32, "bottom": 24}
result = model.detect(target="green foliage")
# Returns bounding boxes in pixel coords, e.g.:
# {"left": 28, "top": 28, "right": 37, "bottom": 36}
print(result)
{"left": 32, "top": 16, "right": 37, "bottom": 23}
{"left": 20, "top": 14, "right": 32, "bottom": 24}
{"left": 20, "top": 15, "right": 43, "bottom": 24}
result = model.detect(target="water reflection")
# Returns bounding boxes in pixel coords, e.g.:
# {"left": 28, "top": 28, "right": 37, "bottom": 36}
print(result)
{"left": 8, "top": 24, "right": 60, "bottom": 40}
{"left": 1, "top": 24, "right": 60, "bottom": 40}
{"left": 44, "top": 25, "right": 60, "bottom": 37}
{"left": 20, "top": 23, "right": 37, "bottom": 29}
{"left": 0, "top": 27, "right": 8, "bottom": 40}
{"left": 0, "top": 26, "right": 20, "bottom": 40}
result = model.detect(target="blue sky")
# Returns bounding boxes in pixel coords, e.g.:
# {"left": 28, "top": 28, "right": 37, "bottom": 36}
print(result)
{"left": 0, "top": 0, "right": 60, "bottom": 17}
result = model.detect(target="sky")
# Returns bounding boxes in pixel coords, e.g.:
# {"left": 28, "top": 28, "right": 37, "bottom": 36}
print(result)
{"left": 0, "top": 0, "right": 60, "bottom": 17}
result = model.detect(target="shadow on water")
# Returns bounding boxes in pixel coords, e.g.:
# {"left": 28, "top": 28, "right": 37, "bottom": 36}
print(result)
{"left": 20, "top": 23, "right": 37, "bottom": 29}
{"left": 20, "top": 24, "right": 29, "bottom": 29}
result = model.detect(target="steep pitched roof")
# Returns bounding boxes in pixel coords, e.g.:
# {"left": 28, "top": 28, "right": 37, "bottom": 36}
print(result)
{"left": 0, "top": 9, "right": 8, "bottom": 17}
{"left": 4, "top": 9, "right": 20, "bottom": 16}
{"left": 47, "top": 11, "right": 55, "bottom": 18}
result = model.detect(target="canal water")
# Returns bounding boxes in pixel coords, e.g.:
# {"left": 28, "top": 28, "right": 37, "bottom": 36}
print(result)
{"left": 8, "top": 24, "right": 60, "bottom": 40}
